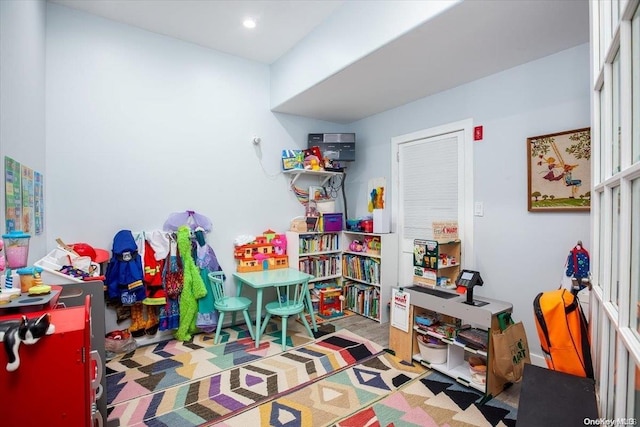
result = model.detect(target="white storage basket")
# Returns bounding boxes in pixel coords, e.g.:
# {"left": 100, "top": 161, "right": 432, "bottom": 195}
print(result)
{"left": 417, "top": 336, "right": 447, "bottom": 364}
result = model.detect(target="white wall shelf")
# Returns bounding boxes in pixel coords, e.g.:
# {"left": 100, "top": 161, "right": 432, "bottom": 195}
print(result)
{"left": 283, "top": 169, "right": 343, "bottom": 186}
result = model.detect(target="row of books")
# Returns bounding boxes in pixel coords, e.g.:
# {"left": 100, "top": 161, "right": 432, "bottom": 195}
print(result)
{"left": 299, "top": 233, "right": 339, "bottom": 254}
{"left": 344, "top": 282, "right": 380, "bottom": 320}
{"left": 298, "top": 254, "right": 341, "bottom": 278}
{"left": 342, "top": 254, "right": 380, "bottom": 284}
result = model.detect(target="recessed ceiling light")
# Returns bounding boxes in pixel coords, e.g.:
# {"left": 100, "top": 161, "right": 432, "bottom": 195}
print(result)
{"left": 243, "top": 18, "right": 256, "bottom": 29}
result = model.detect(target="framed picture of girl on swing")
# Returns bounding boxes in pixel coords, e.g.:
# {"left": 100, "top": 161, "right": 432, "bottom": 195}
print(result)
{"left": 527, "top": 127, "right": 591, "bottom": 212}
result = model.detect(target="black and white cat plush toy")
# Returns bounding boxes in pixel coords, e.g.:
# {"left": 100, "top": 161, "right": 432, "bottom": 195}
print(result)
{"left": 0, "top": 313, "right": 55, "bottom": 372}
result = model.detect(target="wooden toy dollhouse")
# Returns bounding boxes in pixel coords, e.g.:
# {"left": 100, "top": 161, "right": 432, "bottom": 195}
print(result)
{"left": 233, "top": 230, "right": 289, "bottom": 272}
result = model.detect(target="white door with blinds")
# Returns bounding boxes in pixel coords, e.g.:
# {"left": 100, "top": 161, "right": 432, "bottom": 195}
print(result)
{"left": 391, "top": 119, "right": 474, "bottom": 288}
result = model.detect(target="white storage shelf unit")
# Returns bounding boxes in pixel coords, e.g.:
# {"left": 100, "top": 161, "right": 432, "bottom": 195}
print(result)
{"left": 286, "top": 231, "right": 342, "bottom": 285}
{"left": 342, "top": 231, "right": 398, "bottom": 323}
{"left": 413, "top": 327, "right": 488, "bottom": 393}
{"left": 402, "top": 286, "right": 512, "bottom": 398}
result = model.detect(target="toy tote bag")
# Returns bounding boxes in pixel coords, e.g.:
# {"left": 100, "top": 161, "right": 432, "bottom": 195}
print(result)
{"left": 492, "top": 315, "right": 531, "bottom": 383}
{"left": 164, "top": 242, "right": 184, "bottom": 299}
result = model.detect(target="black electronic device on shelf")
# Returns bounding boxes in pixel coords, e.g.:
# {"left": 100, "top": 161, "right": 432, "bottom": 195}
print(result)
{"left": 456, "top": 269, "right": 489, "bottom": 307}
{"left": 308, "top": 133, "right": 356, "bottom": 162}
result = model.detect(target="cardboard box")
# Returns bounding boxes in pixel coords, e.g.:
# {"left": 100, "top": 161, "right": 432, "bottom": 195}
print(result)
{"left": 413, "top": 266, "right": 437, "bottom": 287}
{"left": 373, "top": 208, "right": 390, "bottom": 233}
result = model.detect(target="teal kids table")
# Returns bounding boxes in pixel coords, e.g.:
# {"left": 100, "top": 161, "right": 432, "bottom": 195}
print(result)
{"left": 232, "top": 268, "right": 317, "bottom": 348}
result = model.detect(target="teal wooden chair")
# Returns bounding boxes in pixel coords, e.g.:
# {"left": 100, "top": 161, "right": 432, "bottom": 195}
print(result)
{"left": 208, "top": 272, "right": 255, "bottom": 344}
{"left": 260, "top": 282, "right": 313, "bottom": 351}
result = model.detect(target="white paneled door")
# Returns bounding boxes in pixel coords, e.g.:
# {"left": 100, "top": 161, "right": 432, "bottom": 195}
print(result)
{"left": 391, "top": 119, "right": 475, "bottom": 287}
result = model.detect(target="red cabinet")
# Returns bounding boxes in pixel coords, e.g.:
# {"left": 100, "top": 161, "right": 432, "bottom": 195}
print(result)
{"left": 0, "top": 297, "right": 100, "bottom": 427}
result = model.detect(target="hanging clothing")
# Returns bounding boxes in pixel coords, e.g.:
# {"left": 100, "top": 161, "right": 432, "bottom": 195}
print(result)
{"left": 196, "top": 268, "right": 218, "bottom": 333}
{"left": 163, "top": 210, "right": 212, "bottom": 232}
{"left": 105, "top": 230, "right": 145, "bottom": 305}
{"left": 146, "top": 230, "right": 170, "bottom": 261}
{"left": 175, "top": 225, "right": 207, "bottom": 341}
{"left": 142, "top": 240, "right": 166, "bottom": 305}
{"left": 193, "top": 230, "right": 222, "bottom": 333}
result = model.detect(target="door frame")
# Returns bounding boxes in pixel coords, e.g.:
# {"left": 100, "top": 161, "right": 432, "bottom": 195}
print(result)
{"left": 391, "top": 118, "right": 475, "bottom": 283}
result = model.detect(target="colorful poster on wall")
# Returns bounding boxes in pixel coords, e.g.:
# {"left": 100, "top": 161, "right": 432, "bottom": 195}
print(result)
{"left": 34, "top": 171, "right": 44, "bottom": 235}
{"left": 4, "top": 156, "right": 22, "bottom": 232}
{"left": 367, "top": 177, "right": 386, "bottom": 212}
{"left": 21, "top": 165, "right": 34, "bottom": 233}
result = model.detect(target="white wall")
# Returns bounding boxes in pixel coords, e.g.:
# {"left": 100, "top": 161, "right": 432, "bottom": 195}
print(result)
{"left": 270, "top": 0, "right": 459, "bottom": 109}
{"left": 45, "top": 4, "right": 343, "bottom": 280}
{"left": 0, "top": 0, "right": 47, "bottom": 261}
{"left": 348, "top": 43, "right": 591, "bottom": 362}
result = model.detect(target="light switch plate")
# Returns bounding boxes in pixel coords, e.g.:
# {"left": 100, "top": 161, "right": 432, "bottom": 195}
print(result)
{"left": 474, "top": 202, "right": 484, "bottom": 217}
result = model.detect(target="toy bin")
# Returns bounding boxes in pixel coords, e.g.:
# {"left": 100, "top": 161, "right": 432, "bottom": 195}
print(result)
{"left": 2, "top": 231, "right": 31, "bottom": 269}
{"left": 316, "top": 200, "right": 336, "bottom": 214}
{"left": 16, "top": 266, "right": 44, "bottom": 293}
{"left": 417, "top": 334, "right": 447, "bottom": 364}
{"left": 322, "top": 213, "right": 343, "bottom": 232}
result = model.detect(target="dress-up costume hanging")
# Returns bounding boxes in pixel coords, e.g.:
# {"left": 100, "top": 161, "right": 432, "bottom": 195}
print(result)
{"left": 105, "top": 230, "right": 145, "bottom": 305}
{"left": 194, "top": 228, "right": 224, "bottom": 333}
{"left": 159, "top": 236, "right": 181, "bottom": 332}
{"left": 163, "top": 210, "right": 212, "bottom": 232}
{"left": 175, "top": 226, "right": 207, "bottom": 341}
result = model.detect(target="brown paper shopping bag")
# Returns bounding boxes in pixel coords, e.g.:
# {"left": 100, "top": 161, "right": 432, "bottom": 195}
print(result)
{"left": 492, "top": 320, "right": 531, "bottom": 383}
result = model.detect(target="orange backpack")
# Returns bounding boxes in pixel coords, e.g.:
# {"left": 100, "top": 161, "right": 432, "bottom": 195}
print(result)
{"left": 533, "top": 289, "right": 593, "bottom": 378}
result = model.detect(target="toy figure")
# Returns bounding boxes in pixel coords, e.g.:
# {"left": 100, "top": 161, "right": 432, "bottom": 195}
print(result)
{"left": 304, "top": 155, "right": 321, "bottom": 171}
{"left": 271, "top": 234, "right": 287, "bottom": 255}
{"left": 349, "top": 240, "right": 364, "bottom": 252}
{"left": 0, "top": 313, "right": 55, "bottom": 372}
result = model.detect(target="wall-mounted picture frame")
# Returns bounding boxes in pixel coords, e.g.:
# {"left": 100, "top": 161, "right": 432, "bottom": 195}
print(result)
{"left": 527, "top": 127, "right": 591, "bottom": 212}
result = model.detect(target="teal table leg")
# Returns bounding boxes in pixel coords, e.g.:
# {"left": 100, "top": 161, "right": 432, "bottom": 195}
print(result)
{"left": 254, "top": 289, "right": 263, "bottom": 348}
{"left": 232, "top": 281, "right": 243, "bottom": 327}
{"left": 304, "top": 281, "right": 318, "bottom": 332}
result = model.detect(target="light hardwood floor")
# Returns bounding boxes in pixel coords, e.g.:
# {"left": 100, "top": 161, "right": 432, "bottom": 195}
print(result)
{"left": 291, "top": 313, "right": 522, "bottom": 408}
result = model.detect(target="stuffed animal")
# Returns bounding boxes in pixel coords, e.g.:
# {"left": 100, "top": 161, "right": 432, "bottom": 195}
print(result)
{"left": 349, "top": 240, "right": 364, "bottom": 252}
{"left": 0, "top": 313, "right": 55, "bottom": 372}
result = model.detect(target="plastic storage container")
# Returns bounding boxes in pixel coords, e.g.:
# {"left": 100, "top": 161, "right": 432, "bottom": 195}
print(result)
{"left": 2, "top": 231, "right": 31, "bottom": 269}
{"left": 316, "top": 200, "right": 336, "bottom": 214}
{"left": 322, "top": 213, "right": 343, "bottom": 232}
{"left": 417, "top": 335, "right": 447, "bottom": 364}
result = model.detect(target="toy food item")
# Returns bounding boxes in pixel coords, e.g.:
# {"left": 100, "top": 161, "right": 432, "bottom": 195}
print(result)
{"left": 468, "top": 355, "right": 486, "bottom": 367}
{"left": 28, "top": 284, "right": 51, "bottom": 295}
{"left": 0, "top": 288, "right": 20, "bottom": 303}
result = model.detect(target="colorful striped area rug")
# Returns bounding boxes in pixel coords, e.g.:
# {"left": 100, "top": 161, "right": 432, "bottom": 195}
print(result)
{"left": 335, "top": 371, "right": 518, "bottom": 427}
{"left": 106, "top": 322, "right": 313, "bottom": 407}
{"left": 210, "top": 351, "right": 427, "bottom": 427}
{"left": 107, "top": 328, "right": 385, "bottom": 426}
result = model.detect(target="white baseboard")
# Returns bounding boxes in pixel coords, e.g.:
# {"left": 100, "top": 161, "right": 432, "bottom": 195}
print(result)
{"left": 529, "top": 352, "right": 547, "bottom": 367}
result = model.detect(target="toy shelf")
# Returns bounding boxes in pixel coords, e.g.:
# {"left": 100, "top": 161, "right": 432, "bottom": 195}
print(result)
{"left": 283, "top": 169, "right": 343, "bottom": 186}
{"left": 309, "top": 273, "right": 342, "bottom": 283}
{"left": 389, "top": 288, "right": 513, "bottom": 400}
{"left": 341, "top": 232, "right": 397, "bottom": 323}
{"left": 343, "top": 250, "right": 381, "bottom": 259}
{"left": 414, "top": 326, "right": 488, "bottom": 357}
